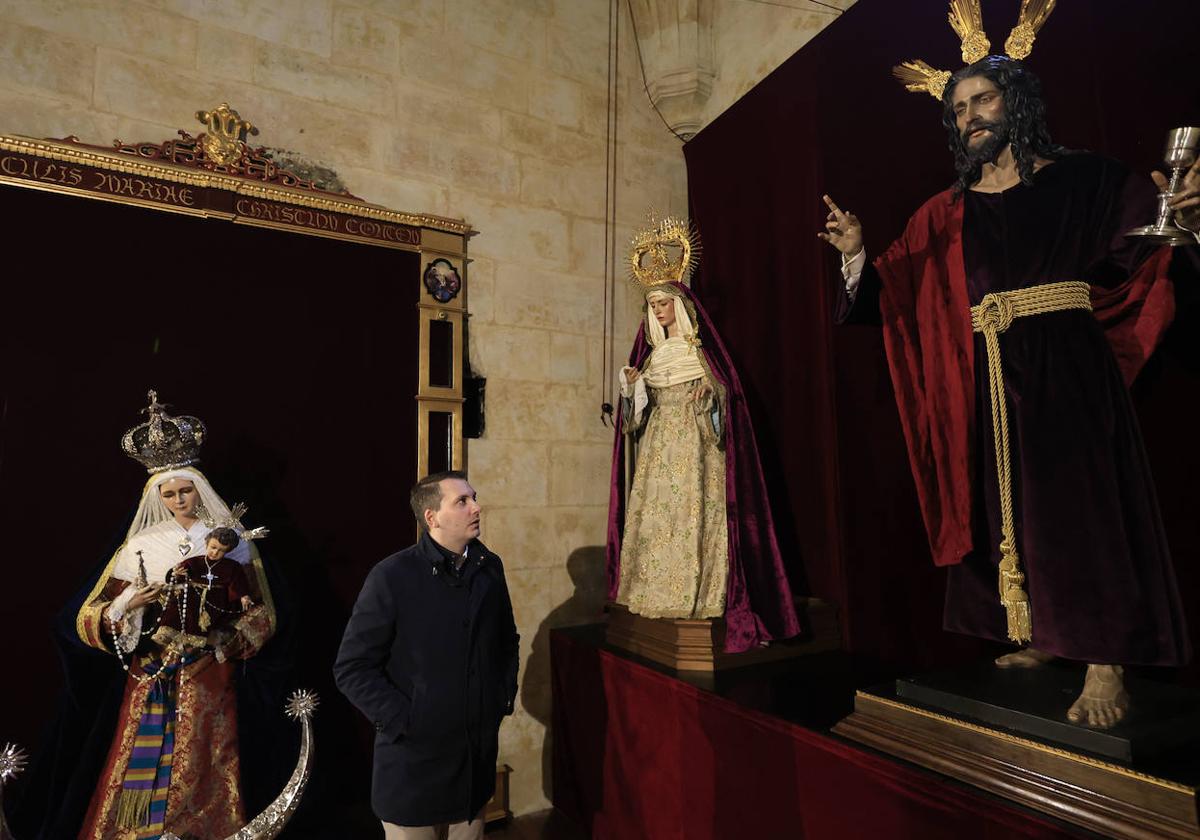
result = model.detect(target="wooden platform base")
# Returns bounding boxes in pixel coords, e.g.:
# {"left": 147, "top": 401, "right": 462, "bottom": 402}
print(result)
{"left": 484, "top": 764, "right": 513, "bottom": 824}
{"left": 604, "top": 599, "right": 840, "bottom": 672}
{"left": 834, "top": 688, "right": 1200, "bottom": 840}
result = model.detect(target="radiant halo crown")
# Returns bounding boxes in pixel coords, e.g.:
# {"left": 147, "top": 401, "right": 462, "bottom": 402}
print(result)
{"left": 892, "top": 0, "right": 1057, "bottom": 100}
{"left": 628, "top": 213, "right": 701, "bottom": 288}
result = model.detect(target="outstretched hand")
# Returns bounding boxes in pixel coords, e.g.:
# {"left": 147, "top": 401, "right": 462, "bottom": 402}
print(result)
{"left": 817, "top": 194, "right": 863, "bottom": 256}
{"left": 1152, "top": 159, "right": 1200, "bottom": 233}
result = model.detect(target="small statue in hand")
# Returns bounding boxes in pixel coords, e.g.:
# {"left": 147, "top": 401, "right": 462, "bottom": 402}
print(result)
{"left": 153, "top": 527, "right": 254, "bottom": 653}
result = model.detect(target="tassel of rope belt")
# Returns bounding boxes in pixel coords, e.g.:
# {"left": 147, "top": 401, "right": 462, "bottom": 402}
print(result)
{"left": 969, "top": 280, "right": 1093, "bottom": 643}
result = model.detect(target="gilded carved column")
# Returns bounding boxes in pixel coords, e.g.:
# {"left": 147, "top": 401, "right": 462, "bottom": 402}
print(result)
{"left": 628, "top": 0, "right": 714, "bottom": 140}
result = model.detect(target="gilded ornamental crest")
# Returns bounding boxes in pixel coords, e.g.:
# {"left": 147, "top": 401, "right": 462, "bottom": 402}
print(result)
{"left": 195, "top": 103, "right": 259, "bottom": 166}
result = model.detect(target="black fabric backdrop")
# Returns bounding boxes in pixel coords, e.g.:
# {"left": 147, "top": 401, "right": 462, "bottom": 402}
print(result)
{"left": 0, "top": 185, "right": 417, "bottom": 836}
{"left": 684, "top": 0, "right": 1200, "bottom": 676}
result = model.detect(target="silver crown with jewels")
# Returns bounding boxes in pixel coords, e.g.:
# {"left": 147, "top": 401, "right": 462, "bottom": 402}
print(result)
{"left": 121, "top": 389, "right": 206, "bottom": 473}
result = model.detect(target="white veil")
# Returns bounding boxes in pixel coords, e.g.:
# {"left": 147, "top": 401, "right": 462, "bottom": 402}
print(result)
{"left": 110, "top": 467, "right": 251, "bottom": 582}
{"left": 642, "top": 289, "right": 707, "bottom": 388}
{"left": 644, "top": 289, "right": 697, "bottom": 348}
{"left": 126, "top": 467, "right": 239, "bottom": 540}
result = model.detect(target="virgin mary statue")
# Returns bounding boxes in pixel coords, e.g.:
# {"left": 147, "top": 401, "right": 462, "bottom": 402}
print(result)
{"left": 606, "top": 217, "right": 801, "bottom": 654}
{"left": 69, "top": 392, "right": 277, "bottom": 840}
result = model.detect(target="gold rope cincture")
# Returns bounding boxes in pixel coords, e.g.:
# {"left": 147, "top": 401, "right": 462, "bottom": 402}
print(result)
{"left": 969, "top": 280, "right": 1092, "bottom": 642}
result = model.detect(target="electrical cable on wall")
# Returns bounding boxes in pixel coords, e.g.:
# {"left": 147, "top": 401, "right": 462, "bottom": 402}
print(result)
{"left": 600, "top": 0, "right": 621, "bottom": 426}
{"left": 744, "top": 0, "right": 844, "bottom": 13}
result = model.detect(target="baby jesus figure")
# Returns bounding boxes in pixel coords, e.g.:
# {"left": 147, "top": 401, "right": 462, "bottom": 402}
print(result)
{"left": 153, "top": 526, "right": 254, "bottom": 654}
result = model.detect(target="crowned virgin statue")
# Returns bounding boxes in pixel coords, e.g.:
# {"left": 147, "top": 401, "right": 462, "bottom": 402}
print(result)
{"left": 606, "top": 217, "right": 802, "bottom": 653}
{"left": 64, "top": 392, "right": 277, "bottom": 839}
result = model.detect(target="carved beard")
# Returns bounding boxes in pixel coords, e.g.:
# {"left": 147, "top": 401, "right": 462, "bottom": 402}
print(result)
{"left": 963, "top": 118, "right": 1011, "bottom": 165}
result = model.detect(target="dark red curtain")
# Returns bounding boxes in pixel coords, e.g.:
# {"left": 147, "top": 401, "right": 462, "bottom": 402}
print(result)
{"left": 684, "top": 0, "right": 1200, "bottom": 674}
{"left": 552, "top": 629, "right": 1080, "bottom": 840}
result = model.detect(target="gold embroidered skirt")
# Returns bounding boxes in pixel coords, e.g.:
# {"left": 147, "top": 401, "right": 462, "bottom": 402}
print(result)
{"left": 617, "top": 379, "right": 728, "bottom": 619}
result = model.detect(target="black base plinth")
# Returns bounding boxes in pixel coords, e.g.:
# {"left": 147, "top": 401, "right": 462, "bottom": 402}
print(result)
{"left": 896, "top": 661, "right": 1200, "bottom": 764}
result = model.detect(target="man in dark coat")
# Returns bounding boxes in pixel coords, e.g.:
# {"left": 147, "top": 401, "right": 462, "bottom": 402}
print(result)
{"left": 334, "top": 470, "right": 519, "bottom": 838}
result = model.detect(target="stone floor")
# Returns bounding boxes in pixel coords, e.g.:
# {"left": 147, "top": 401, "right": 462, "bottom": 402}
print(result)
{"left": 485, "top": 809, "right": 588, "bottom": 840}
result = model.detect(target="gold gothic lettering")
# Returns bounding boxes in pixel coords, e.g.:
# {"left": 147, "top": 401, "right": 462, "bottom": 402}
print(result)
{"left": 235, "top": 198, "right": 341, "bottom": 233}
{"left": 0, "top": 155, "right": 84, "bottom": 187}
{"left": 2, "top": 152, "right": 424, "bottom": 245}
{"left": 86, "top": 171, "right": 195, "bottom": 206}
{"left": 233, "top": 199, "right": 417, "bottom": 243}
{"left": 345, "top": 217, "right": 419, "bottom": 243}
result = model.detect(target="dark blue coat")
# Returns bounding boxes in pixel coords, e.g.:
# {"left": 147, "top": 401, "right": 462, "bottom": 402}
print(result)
{"left": 333, "top": 534, "right": 519, "bottom": 826}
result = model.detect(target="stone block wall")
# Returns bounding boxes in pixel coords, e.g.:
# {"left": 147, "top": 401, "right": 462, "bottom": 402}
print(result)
{"left": 0, "top": 0, "right": 686, "bottom": 816}
{"left": 704, "top": 0, "right": 854, "bottom": 129}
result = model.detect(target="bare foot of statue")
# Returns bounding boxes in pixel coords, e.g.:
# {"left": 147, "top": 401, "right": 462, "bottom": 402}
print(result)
{"left": 994, "top": 647, "right": 1056, "bottom": 668}
{"left": 1067, "top": 664, "right": 1130, "bottom": 730}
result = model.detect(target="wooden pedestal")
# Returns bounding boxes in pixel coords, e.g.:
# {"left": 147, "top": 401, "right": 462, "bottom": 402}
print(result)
{"left": 834, "top": 689, "right": 1200, "bottom": 840}
{"left": 484, "top": 764, "right": 512, "bottom": 824}
{"left": 605, "top": 598, "right": 840, "bottom": 672}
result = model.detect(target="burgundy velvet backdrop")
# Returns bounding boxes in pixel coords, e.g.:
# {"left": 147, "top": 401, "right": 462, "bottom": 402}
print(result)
{"left": 552, "top": 630, "right": 1079, "bottom": 840}
{"left": 0, "top": 184, "right": 418, "bottom": 834}
{"left": 685, "top": 0, "right": 1200, "bottom": 673}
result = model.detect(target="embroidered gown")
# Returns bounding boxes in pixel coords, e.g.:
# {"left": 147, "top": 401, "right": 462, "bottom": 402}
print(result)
{"left": 616, "top": 372, "right": 729, "bottom": 619}
{"left": 75, "top": 517, "right": 274, "bottom": 839}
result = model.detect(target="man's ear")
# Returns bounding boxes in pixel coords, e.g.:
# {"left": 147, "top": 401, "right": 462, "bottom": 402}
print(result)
{"left": 423, "top": 507, "right": 438, "bottom": 532}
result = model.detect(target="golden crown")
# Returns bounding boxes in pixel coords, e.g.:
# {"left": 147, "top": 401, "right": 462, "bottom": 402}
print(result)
{"left": 121, "top": 390, "right": 206, "bottom": 473}
{"left": 628, "top": 214, "right": 701, "bottom": 288}
{"left": 893, "top": 0, "right": 1057, "bottom": 100}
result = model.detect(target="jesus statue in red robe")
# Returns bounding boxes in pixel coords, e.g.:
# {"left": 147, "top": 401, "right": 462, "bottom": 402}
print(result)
{"left": 821, "top": 55, "right": 1200, "bottom": 729}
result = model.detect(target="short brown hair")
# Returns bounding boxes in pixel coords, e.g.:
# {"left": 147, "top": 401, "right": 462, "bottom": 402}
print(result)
{"left": 410, "top": 470, "right": 468, "bottom": 531}
{"left": 206, "top": 527, "right": 240, "bottom": 549}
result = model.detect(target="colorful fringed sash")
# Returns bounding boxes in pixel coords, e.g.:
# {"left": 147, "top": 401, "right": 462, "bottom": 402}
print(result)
{"left": 117, "top": 653, "right": 195, "bottom": 838}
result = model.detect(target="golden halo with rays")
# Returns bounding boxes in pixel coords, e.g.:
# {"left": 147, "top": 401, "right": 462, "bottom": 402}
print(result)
{"left": 628, "top": 213, "right": 701, "bottom": 288}
{"left": 892, "top": 0, "right": 1058, "bottom": 100}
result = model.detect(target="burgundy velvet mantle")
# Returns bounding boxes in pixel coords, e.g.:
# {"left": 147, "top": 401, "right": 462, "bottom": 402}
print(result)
{"left": 606, "top": 282, "right": 801, "bottom": 653}
{"left": 875, "top": 189, "right": 1175, "bottom": 568}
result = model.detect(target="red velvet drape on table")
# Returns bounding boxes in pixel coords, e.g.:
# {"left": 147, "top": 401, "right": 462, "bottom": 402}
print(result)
{"left": 552, "top": 630, "right": 1079, "bottom": 840}
{"left": 683, "top": 0, "right": 1200, "bottom": 674}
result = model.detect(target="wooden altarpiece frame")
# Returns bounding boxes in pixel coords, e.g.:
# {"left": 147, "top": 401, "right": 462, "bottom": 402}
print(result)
{"left": 0, "top": 103, "right": 469, "bottom": 481}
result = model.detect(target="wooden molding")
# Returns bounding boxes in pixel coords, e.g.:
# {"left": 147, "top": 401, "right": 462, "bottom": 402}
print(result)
{"left": 605, "top": 599, "right": 840, "bottom": 672}
{"left": 834, "top": 691, "right": 1200, "bottom": 840}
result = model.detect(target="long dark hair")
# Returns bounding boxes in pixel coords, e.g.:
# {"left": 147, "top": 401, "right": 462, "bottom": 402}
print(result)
{"left": 941, "top": 55, "right": 1069, "bottom": 196}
